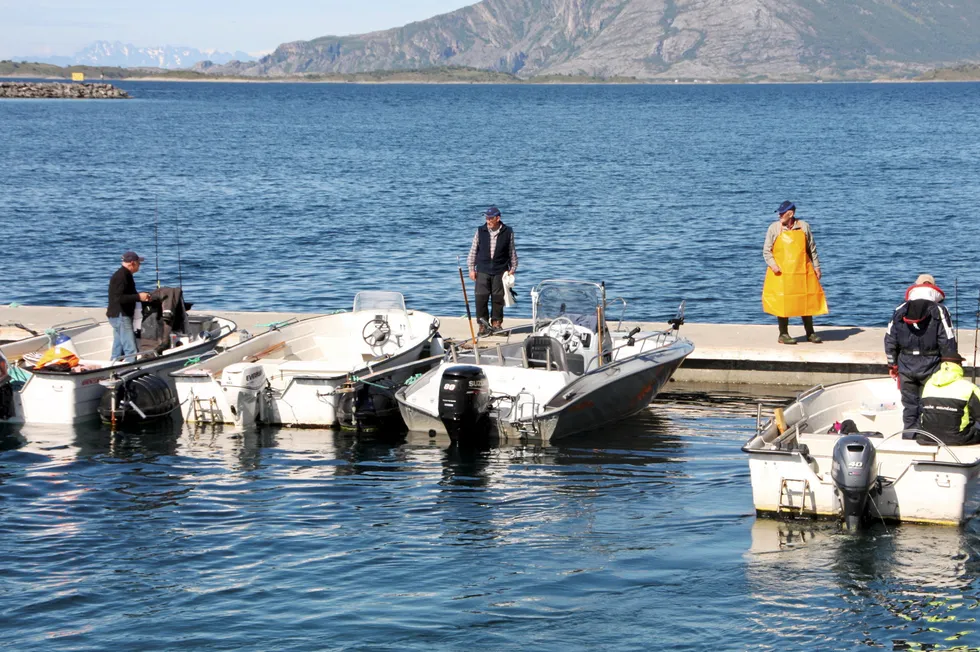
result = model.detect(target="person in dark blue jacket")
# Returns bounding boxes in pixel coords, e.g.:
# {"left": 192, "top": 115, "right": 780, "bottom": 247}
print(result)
{"left": 884, "top": 274, "right": 958, "bottom": 429}
{"left": 467, "top": 206, "right": 518, "bottom": 335}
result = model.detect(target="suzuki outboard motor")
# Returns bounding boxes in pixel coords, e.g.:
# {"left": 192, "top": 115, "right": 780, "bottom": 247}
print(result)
{"left": 831, "top": 434, "right": 877, "bottom": 531}
{"left": 438, "top": 365, "right": 490, "bottom": 441}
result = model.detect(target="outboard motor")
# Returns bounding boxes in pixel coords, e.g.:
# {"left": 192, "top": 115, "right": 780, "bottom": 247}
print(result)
{"left": 438, "top": 365, "right": 490, "bottom": 441}
{"left": 221, "top": 363, "right": 267, "bottom": 424}
{"left": 99, "top": 372, "right": 179, "bottom": 426}
{"left": 831, "top": 434, "right": 877, "bottom": 531}
{"left": 338, "top": 379, "right": 400, "bottom": 433}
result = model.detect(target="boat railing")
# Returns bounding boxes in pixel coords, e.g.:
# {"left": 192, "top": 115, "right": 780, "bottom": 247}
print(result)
{"left": 50, "top": 317, "right": 99, "bottom": 333}
{"left": 446, "top": 340, "right": 565, "bottom": 370}
{"left": 583, "top": 327, "right": 678, "bottom": 371}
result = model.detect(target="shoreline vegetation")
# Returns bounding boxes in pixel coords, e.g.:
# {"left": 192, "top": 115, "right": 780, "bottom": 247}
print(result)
{"left": 2, "top": 60, "right": 979, "bottom": 85}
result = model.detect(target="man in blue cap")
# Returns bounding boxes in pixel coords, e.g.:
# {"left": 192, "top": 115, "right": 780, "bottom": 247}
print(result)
{"left": 762, "top": 201, "right": 828, "bottom": 344}
{"left": 467, "top": 205, "right": 518, "bottom": 335}
{"left": 107, "top": 251, "right": 152, "bottom": 359}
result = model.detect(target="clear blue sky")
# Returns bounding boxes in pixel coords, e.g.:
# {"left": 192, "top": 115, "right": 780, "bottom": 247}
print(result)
{"left": 1, "top": 0, "right": 477, "bottom": 58}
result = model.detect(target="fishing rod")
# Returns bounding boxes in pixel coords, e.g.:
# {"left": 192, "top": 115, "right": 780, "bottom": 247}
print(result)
{"left": 973, "top": 290, "right": 979, "bottom": 384}
{"left": 175, "top": 211, "right": 183, "bottom": 290}
{"left": 154, "top": 197, "right": 161, "bottom": 289}
{"left": 954, "top": 277, "right": 959, "bottom": 341}
{"left": 457, "top": 255, "right": 477, "bottom": 346}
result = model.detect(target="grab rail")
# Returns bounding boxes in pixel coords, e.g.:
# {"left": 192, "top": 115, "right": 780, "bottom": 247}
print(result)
{"left": 50, "top": 317, "right": 99, "bottom": 332}
{"left": 584, "top": 328, "right": 677, "bottom": 371}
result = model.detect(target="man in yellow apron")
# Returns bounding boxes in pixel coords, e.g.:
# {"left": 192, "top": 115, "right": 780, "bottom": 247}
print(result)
{"left": 762, "top": 201, "right": 828, "bottom": 344}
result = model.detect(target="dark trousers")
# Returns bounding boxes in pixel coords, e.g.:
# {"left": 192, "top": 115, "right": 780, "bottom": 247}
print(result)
{"left": 899, "top": 372, "right": 928, "bottom": 431}
{"left": 778, "top": 316, "right": 815, "bottom": 335}
{"left": 475, "top": 272, "right": 505, "bottom": 324}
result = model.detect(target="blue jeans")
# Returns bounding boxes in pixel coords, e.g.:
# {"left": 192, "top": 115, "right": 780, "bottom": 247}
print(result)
{"left": 109, "top": 315, "right": 138, "bottom": 360}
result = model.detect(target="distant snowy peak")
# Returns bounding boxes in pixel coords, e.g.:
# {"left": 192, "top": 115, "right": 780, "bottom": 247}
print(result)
{"left": 24, "top": 41, "right": 256, "bottom": 69}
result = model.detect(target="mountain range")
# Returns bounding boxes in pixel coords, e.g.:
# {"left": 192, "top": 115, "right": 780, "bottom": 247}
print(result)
{"left": 16, "top": 41, "right": 255, "bottom": 70}
{"left": 202, "top": 0, "right": 980, "bottom": 80}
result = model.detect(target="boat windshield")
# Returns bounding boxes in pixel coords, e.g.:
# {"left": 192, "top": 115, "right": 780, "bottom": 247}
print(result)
{"left": 532, "top": 280, "right": 603, "bottom": 333}
{"left": 352, "top": 291, "right": 407, "bottom": 313}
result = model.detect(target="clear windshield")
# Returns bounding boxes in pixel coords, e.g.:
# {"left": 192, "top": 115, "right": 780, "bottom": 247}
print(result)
{"left": 532, "top": 280, "right": 603, "bottom": 332}
{"left": 352, "top": 291, "right": 407, "bottom": 312}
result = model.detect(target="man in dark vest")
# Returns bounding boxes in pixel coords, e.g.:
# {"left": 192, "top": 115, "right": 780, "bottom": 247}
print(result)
{"left": 467, "top": 205, "right": 518, "bottom": 336}
{"left": 107, "top": 251, "right": 152, "bottom": 360}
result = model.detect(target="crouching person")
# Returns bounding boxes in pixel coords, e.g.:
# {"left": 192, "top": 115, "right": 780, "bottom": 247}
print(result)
{"left": 919, "top": 354, "right": 980, "bottom": 446}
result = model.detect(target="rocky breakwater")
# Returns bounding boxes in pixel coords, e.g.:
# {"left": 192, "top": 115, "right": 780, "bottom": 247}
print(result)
{"left": 0, "top": 82, "right": 130, "bottom": 99}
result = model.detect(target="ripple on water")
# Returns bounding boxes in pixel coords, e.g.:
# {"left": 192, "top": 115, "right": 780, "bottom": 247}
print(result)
{"left": 0, "top": 399, "right": 979, "bottom": 649}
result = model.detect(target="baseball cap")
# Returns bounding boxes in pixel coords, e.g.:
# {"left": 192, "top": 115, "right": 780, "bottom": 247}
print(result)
{"left": 121, "top": 251, "right": 145, "bottom": 263}
{"left": 775, "top": 201, "right": 796, "bottom": 215}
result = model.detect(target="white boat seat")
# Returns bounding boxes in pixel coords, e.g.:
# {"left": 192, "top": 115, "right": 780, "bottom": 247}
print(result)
{"left": 524, "top": 336, "right": 567, "bottom": 371}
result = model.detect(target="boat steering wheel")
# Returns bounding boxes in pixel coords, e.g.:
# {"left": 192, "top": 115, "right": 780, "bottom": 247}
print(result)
{"left": 546, "top": 317, "right": 581, "bottom": 353}
{"left": 362, "top": 317, "right": 392, "bottom": 350}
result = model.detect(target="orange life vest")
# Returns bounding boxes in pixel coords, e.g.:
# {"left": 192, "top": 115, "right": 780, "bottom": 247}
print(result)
{"left": 762, "top": 228, "right": 829, "bottom": 318}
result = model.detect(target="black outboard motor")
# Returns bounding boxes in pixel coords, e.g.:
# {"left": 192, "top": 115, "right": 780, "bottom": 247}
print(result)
{"left": 337, "top": 379, "right": 402, "bottom": 433}
{"left": 831, "top": 434, "right": 877, "bottom": 531}
{"left": 438, "top": 365, "right": 490, "bottom": 441}
{"left": 99, "top": 372, "right": 179, "bottom": 426}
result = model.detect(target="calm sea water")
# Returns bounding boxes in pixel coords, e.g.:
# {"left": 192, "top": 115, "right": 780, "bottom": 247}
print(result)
{"left": 2, "top": 398, "right": 979, "bottom": 651}
{"left": 1, "top": 81, "right": 979, "bottom": 325}
{"left": 3, "top": 82, "right": 980, "bottom": 650}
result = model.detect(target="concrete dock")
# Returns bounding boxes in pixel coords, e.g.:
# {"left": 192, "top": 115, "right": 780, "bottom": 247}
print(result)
{"left": 2, "top": 305, "right": 977, "bottom": 388}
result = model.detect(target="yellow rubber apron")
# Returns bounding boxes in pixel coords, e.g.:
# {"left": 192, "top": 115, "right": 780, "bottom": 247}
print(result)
{"left": 762, "top": 228, "right": 828, "bottom": 318}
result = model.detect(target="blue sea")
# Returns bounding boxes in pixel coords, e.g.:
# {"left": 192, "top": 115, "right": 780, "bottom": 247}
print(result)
{"left": 2, "top": 81, "right": 980, "bottom": 324}
{"left": 2, "top": 81, "right": 980, "bottom": 650}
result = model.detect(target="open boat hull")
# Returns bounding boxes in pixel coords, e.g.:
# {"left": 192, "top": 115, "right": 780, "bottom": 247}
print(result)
{"left": 173, "top": 297, "right": 441, "bottom": 428}
{"left": 0, "top": 316, "right": 235, "bottom": 425}
{"left": 744, "top": 377, "right": 980, "bottom": 526}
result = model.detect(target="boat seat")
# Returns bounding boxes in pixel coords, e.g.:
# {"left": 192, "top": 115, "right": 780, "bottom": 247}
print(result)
{"left": 523, "top": 336, "right": 567, "bottom": 371}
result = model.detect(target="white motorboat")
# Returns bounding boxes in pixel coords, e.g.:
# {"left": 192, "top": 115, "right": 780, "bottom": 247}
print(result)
{"left": 171, "top": 291, "right": 442, "bottom": 427}
{"left": 743, "top": 377, "right": 980, "bottom": 527}
{"left": 0, "top": 313, "right": 235, "bottom": 425}
{"left": 395, "top": 279, "right": 694, "bottom": 443}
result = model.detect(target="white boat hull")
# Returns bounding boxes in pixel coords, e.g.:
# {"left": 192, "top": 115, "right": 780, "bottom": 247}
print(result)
{"left": 173, "top": 299, "right": 441, "bottom": 428}
{"left": 1, "top": 316, "right": 235, "bottom": 425}
{"left": 744, "top": 377, "right": 980, "bottom": 526}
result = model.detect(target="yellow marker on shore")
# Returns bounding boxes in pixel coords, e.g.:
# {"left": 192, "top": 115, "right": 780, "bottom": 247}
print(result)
{"left": 71, "top": 72, "right": 85, "bottom": 82}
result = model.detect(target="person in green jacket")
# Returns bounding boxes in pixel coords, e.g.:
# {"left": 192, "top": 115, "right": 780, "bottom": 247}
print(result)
{"left": 918, "top": 354, "right": 980, "bottom": 446}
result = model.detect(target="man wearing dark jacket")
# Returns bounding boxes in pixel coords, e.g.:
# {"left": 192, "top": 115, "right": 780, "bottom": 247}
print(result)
{"left": 467, "top": 205, "right": 518, "bottom": 335}
{"left": 884, "top": 274, "right": 958, "bottom": 430}
{"left": 919, "top": 355, "right": 980, "bottom": 446}
{"left": 107, "top": 251, "right": 152, "bottom": 360}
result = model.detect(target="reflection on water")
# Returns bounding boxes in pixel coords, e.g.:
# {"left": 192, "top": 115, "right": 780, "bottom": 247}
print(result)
{"left": 2, "top": 403, "right": 979, "bottom": 649}
{"left": 747, "top": 519, "right": 980, "bottom": 649}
